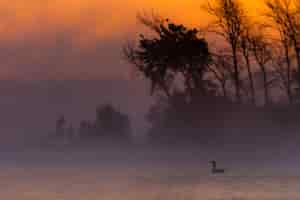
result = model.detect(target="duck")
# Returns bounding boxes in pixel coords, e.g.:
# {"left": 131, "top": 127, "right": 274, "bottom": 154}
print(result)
{"left": 209, "top": 160, "right": 225, "bottom": 174}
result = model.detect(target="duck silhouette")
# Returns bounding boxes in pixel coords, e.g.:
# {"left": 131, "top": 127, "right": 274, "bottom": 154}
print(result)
{"left": 209, "top": 160, "right": 225, "bottom": 174}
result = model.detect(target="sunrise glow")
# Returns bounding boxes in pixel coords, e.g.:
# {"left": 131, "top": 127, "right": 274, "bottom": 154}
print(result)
{"left": 0, "top": 1, "right": 265, "bottom": 42}
{"left": 0, "top": 1, "right": 268, "bottom": 80}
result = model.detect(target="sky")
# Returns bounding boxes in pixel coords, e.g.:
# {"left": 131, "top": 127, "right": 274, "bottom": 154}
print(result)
{"left": 0, "top": 1, "right": 267, "bottom": 143}
{"left": 0, "top": 0, "right": 264, "bottom": 80}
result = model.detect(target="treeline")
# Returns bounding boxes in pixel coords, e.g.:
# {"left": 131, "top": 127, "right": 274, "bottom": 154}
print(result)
{"left": 52, "top": 104, "right": 131, "bottom": 145}
{"left": 123, "top": 0, "right": 300, "bottom": 146}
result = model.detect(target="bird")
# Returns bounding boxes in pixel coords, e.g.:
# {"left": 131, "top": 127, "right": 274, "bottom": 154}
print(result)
{"left": 209, "top": 160, "right": 225, "bottom": 174}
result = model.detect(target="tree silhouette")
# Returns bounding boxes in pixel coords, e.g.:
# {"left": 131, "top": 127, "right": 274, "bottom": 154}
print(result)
{"left": 118, "top": 2, "right": 300, "bottom": 148}
{"left": 265, "top": 0, "right": 300, "bottom": 90}
{"left": 204, "top": 0, "right": 246, "bottom": 103}
{"left": 209, "top": 51, "right": 233, "bottom": 98}
{"left": 272, "top": 47, "right": 294, "bottom": 102}
{"left": 124, "top": 17, "right": 212, "bottom": 98}
{"left": 79, "top": 120, "right": 94, "bottom": 139}
{"left": 240, "top": 22, "right": 256, "bottom": 104}
{"left": 66, "top": 124, "right": 74, "bottom": 140}
{"left": 95, "top": 104, "right": 131, "bottom": 141}
{"left": 248, "top": 27, "right": 274, "bottom": 105}
{"left": 55, "top": 115, "right": 66, "bottom": 137}
{"left": 147, "top": 87, "right": 232, "bottom": 145}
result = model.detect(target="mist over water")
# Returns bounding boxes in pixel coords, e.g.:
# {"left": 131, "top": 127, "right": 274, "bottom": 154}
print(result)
{"left": 0, "top": 81, "right": 297, "bottom": 199}
{"left": 0, "top": 143, "right": 299, "bottom": 200}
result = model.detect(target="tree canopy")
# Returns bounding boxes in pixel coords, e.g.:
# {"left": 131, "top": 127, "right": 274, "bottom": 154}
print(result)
{"left": 124, "top": 18, "right": 213, "bottom": 97}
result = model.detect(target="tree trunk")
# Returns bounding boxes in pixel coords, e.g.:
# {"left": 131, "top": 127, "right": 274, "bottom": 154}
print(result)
{"left": 260, "top": 64, "right": 270, "bottom": 106}
{"left": 232, "top": 45, "right": 241, "bottom": 103}
{"left": 284, "top": 41, "right": 293, "bottom": 104}
{"left": 221, "top": 82, "right": 227, "bottom": 99}
{"left": 242, "top": 50, "right": 256, "bottom": 105}
{"left": 292, "top": 39, "right": 300, "bottom": 84}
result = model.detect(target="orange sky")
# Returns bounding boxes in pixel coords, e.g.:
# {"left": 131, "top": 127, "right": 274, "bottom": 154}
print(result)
{"left": 0, "top": 0, "right": 265, "bottom": 80}
{"left": 0, "top": 0, "right": 264, "bottom": 41}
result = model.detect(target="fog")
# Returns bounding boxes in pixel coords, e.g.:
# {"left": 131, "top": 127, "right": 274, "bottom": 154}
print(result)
{"left": 0, "top": 80, "right": 298, "bottom": 169}
{"left": 0, "top": 144, "right": 299, "bottom": 199}
{"left": 0, "top": 80, "right": 299, "bottom": 200}
{"left": 0, "top": 80, "right": 153, "bottom": 147}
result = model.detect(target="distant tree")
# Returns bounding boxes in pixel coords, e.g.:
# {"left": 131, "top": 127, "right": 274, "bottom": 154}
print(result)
{"left": 55, "top": 115, "right": 66, "bottom": 137}
{"left": 95, "top": 104, "right": 131, "bottom": 141}
{"left": 124, "top": 16, "right": 212, "bottom": 98}
{"left": 79, "top": 120, "right": 94, "bottom": 139}
{"left": 66, "top": 124, "right": 74, "bottom": 140}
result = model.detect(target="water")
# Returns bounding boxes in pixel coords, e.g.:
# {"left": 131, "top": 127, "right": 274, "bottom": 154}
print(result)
{"left": 0, "top": 149, "right": 299, "bottom": 200}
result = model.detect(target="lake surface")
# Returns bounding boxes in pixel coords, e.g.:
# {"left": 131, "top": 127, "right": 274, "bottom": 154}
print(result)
{"left": 0, "top": 149, "right": 299, "bottom": 200}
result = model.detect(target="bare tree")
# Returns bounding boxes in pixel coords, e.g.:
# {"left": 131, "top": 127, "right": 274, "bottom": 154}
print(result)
{"left": 209, "top": 51, "right": 233, "bottom": 98}
{"left": 282, "top": 35, "right": 294, "bottom": 102}
{"left": 272, "top": 45, "right": 294, "bottom": 103}
{"left": 248, "top": 29, "right": 274, "bottom": 105}
{"left": 265, "top": 0, "right": 300, "bottom": 84}
{"left": 240, "top": 23, "right": 256, "bottom": 105}
{"left": 204, "top": 0, "right": 247, "bottom": 103}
